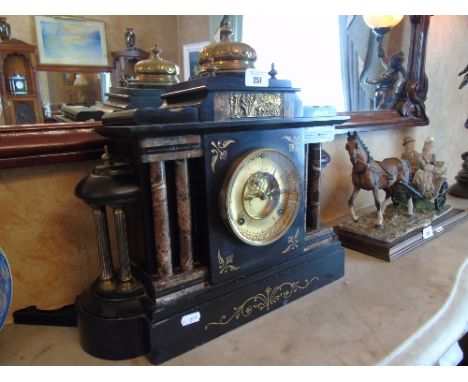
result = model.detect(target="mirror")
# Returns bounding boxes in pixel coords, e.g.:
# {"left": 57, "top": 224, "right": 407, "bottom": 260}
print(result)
{"left": 242, "top": 15, "right": 427, "bottom": 123}
{"left": 0, "top": 15, "right": 430, "bottom": 130}
{"left": 38, "top": 71, "right": 111, "bottom": 119}
{"left": 340, "top": 15, "right": 411, "bottom": 112}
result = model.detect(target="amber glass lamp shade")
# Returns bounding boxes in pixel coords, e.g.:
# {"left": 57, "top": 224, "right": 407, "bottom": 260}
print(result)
{"left": 363, "top": 15, "right": 404, "bottom": 31}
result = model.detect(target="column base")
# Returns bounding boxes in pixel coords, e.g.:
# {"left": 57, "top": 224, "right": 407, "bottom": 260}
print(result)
{"left": 76, "top": 280, "right": 149, "bottom": 361}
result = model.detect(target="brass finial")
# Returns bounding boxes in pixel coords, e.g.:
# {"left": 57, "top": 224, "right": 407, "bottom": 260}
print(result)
{"left": 197, "top": 20, "right": 257, "bottom": 76}
{"left": 220, "top": 20, "right": 234, "bottom": 42}
{"left": 269, "top": 63, "right": 278, "bottom": 80}
{"left": 130, "top": 42, "right": 179, "bottom": 87}
{"left": 151, "top": 42, "right": 162, "bottom": 60}
{"left": 101, "top": 145, "right": 113, "bottom": 167}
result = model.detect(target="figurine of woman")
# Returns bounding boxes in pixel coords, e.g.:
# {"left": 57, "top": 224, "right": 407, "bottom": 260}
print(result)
{"left": 125, "top": 27, "right": 136, "bottom": 48}
{"left": 413, "top": 137, "right": 446, "bottom": 196}
{"left": 366, "top": 45, "right": 407, "bottom": 110}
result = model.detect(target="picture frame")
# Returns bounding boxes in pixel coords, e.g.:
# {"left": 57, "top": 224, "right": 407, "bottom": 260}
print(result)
{"left": 34, "top": 16, "right": 108, "bottom": 67}
{"left": 182, "top": 41, "right": 210, "bottom": 81}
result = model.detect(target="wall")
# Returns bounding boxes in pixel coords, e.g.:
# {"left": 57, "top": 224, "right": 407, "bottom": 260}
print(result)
{"left": 320, "top": 15, "right": 468, "bottom": 223}
{"left": 176, "top": 15, "right": 211, "bottom": 78}
{"left": 0, "top": 161, "right": 101, "bottom": 322}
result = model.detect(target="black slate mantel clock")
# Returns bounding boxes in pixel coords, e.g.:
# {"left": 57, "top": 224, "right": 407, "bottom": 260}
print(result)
{"left": 75, "top": 21, "right": 349, "bottom": 364}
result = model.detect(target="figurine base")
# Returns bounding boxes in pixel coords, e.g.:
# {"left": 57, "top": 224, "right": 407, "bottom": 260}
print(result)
{"left": 334, "top": 208, "right": 467, "bottom": 262}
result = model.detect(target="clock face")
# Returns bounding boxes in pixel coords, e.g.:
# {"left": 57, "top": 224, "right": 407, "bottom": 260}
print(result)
{"left": 221, "top": 148, "right": 301, "bottom": 246}
{"left": 15, "top": 80, "right": 24, "bottom": 90}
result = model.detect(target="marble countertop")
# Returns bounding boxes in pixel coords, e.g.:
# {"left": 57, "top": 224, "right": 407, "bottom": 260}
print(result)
{"left": 0, "top": 197, "right": 467, "bottom": 366}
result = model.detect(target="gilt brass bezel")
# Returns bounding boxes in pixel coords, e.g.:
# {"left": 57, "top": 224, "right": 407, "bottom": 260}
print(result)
{"left": 220, "top": 148, "right": 301, "bottom": 246}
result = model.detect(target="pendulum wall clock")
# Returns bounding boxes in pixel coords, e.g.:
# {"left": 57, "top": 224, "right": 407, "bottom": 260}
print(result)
{"left": 0, "top": 32, "right": 43, "bottom": 125}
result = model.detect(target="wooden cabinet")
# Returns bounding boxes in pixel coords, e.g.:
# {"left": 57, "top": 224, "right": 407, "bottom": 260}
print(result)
{"left": 111, "top": 47, "right": 149, "bottom": 86}
{"left": 0, "top": 39, "right": 43, "bottom": 124}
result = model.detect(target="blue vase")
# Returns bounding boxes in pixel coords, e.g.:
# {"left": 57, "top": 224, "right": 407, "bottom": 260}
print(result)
{"left": 0, "top": 247, "right": 12, "bottom": 330}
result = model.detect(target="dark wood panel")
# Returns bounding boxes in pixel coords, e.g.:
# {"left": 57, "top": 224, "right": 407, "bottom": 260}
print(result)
{"left": 0, "top": 121, "right": 107, "bottom": 169}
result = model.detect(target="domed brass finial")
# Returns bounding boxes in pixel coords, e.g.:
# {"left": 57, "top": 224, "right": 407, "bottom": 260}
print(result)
{"left": 197, "top": 20, "right": 257, "bottom": 76}
{"left": 129, "top": 41, "right": 179, "bottom": 87}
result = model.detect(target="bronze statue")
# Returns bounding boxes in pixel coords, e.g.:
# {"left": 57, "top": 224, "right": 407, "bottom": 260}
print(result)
{"left": 366, "top": 43, "right": 407, "bottom": 110}
{"left": 345, "top": 131, "right": 413, "bottom": 226}
{"left": 448, "top": 64, "right": 468, "bottom": 198}
{"left": 459, "top": 64, "right": 468, "bottom": 90}
{"left": 0, "top": 17, "right": 11, "bottom": 42}
{"left": 125, "top": 27, "right": 136, "bottom": 48}
{"left": 459, "top": 64, "right": 468, "bottom": 129}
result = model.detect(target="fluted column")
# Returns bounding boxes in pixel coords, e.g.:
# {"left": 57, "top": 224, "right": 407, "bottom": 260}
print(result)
{"left": 113, "top": 207, "right": 133, "bottom": 284}
{"left": 92, "top": 206, "right": 115, "bottom": 289}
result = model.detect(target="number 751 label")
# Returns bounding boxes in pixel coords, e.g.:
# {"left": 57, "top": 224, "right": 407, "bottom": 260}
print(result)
{"left": 245, "top": 68, "right": 269, "bottom": 87}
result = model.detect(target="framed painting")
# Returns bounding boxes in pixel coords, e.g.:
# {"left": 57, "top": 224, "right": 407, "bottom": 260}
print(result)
{"left": 182, "top": 41, "right": 209, "bottom": 81}
{"left": 34, "top": 16, "right": 108, "bottom": 67}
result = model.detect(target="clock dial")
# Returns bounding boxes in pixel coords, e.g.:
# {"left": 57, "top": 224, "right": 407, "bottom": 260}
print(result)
{"left": 221, "top": 148, "right": 301, "bottom": 246}
{"left": 15, "top": 80, "right": 24, "bottom": 90}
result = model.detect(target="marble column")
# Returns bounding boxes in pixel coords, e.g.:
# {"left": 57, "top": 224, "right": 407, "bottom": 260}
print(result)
{"left": 175, "top": 159, "right": 194, "bottom": 272}
{"left": 150, "top": 161, "right": 173, "bottom": 278}
{"left": 307, "top": 143, "right": 322, "bottom": 230}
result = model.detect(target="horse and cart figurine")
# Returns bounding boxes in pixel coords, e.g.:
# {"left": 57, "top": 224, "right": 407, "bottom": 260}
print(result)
{"left": 345, "top": 131, "right": 448, "bottom": 227}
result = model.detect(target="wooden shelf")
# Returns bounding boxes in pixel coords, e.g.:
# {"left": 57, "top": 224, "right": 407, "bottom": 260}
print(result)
{"left": 336, "top": 110, "right": 429, "bottom": 134}
{"left": 0, "top": 121, "right": 107, "bottom": 169}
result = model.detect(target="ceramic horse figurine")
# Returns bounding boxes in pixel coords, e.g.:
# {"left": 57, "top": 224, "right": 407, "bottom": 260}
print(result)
{"left": 345, "top": 132, "right": 413, "bottom": 226}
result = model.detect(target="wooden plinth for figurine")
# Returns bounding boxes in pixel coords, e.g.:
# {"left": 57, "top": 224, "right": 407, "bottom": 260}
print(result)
{"left": 334, "top": 208, "right": 467, "bottom": 262}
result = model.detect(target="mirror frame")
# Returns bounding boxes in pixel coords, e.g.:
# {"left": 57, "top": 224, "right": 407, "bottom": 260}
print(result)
{"left": 336, "top": 15, "right": 431, "bottom": 133}
{"left": 0, "top": 15, "right": 432, "bottom": 169}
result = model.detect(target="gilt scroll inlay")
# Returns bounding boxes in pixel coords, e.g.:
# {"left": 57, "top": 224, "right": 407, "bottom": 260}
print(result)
{"left": 229, "top": 93, "right": 283, "bottom": 119}
{"left": 211, "top": 140, "right": 236, "bottom": 173}
{"left": 204, "top": 277, "right": 318, "bottom": 330}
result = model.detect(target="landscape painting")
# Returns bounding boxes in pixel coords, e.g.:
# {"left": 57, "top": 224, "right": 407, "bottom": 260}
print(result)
{"left": 35, "top": 16, "right": 108, "bottom": 66}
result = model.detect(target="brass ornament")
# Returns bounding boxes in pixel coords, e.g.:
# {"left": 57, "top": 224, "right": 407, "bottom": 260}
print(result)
{"left": 217, "top": 249, "right": 240, "bottom": 274}
{"left": 220, "top": 148, "right": 301, "bottom": 246}
{"left": 229, "top": 93, "right": 284, "bottom": 119}
{"left": 210, "top": 139, "right": 236, "bottom": 173}
{"left": 198, "top": 21, "right": 257, "bottom": 76}
{"left": 281, "top": 135, "right": 300, "bottom": 153}
{"left": 204, "top": 277, "right": 319, "bottom": 330}
{"left": 281, "top": 228, "right": 300, "bottom": 254}
{"left": 131, "top": 42, "right": 179, "bottom": 87}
